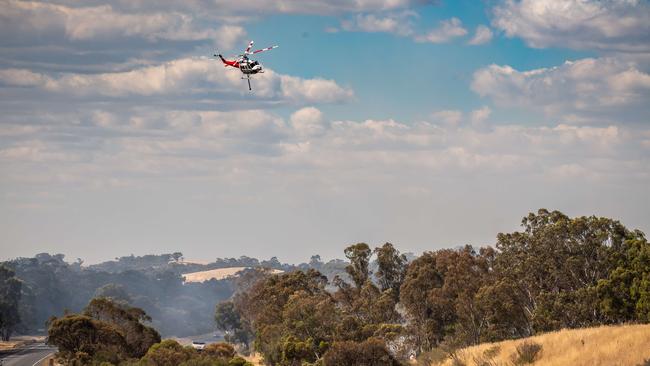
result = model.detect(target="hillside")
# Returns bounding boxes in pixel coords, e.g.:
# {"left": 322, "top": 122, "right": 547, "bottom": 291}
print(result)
{"left": 434, "top": 324, "right": 650, "bottom": 366}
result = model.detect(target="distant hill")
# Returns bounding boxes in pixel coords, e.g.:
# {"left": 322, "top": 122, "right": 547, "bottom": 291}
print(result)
{"left": 433, "top": 324, "right": 650, "bottom": 366}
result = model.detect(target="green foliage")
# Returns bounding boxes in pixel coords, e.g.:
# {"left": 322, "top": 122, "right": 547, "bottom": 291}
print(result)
{"left": 374, "top": 243, "right": 408, "bottom": 301}
{"left": 48, "top": 298, "right": 160, "bottom": 365}
{"left": 597, "top": 235, "right": 650, "bottom": 322}
{"left": 141, "top": 339, "right": 196, "bottom": 366}
{"left": 344, "top": 243, "right": 373, "bottom": 288}
{"left": 510, "top": 342, "right": 542, "bottom": 365}
{"left": 47, "top": 314, "right": 128, "bottom": 365}
{"left": 322, "top": 338, "right": 402, "bottom": 366}
{"left": 215, "top": 301, "right": 251, "bottom": 348}
{"left": 399, "top": 208, "right": 649, "bottom": 357}
{"left": 0, "top": 264, "right": 21, "bottom": 341}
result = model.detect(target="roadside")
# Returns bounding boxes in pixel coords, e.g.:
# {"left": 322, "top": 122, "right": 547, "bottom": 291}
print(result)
{"left": 0, "top": 336, "right": 45, "bottom": 352}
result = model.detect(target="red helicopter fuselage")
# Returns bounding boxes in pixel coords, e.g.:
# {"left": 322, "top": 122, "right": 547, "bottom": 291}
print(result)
{"left": 217, "top": 55, "right": 261, "bottom": 75}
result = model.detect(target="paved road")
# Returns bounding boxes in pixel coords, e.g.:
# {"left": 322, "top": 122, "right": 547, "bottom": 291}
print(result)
{"left": 0, "top": 343, "right": 55, "bottom": 366}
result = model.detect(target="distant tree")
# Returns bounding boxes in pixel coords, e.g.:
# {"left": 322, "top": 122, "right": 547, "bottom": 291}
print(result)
{"left": 0, "top": 264, "right": 22, "bottom": 341}
{"left": 94, "top": 283, "right": 132, "bottom": 304}
{"left": 171, "top": 252, "right": 184, "bottom": 263}
{"left": 374, "top": 243, "right": 407, "bottom": 300}
{"left": 344, "top": 243, "right": 373, "bottom": 288}
{"left": 309, "top": 255, "right": 323, "bottom": 269}
{"left": 215, "top": 301, "right": 252, "bottom": 348}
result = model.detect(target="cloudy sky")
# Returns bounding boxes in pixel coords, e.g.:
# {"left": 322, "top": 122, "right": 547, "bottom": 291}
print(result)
{"left": 1, "top": 0, "right": 649, "bottom": 264}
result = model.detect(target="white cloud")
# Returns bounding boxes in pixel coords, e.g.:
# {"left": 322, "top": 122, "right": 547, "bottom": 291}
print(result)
{"left": 340, "top": 11, "right": 417, "bottom": 36}
{"left": 0, "top": 1, "right": 234, "bottom": 44}
{"left": 470, "top": 106, "right": 492, "bottom": 127}
{"left": 415, "top": 17, "right": 468, "bottom": 43}
{"left": 290, "top": 107, "right": 325, "bottom": 137}
{"left": 492, "top": 0, "right": 650, "bottom": 53}
{"left": 0, "top": 58, "right": 353, "bottom": 105}
{"left": 468, "top": 25, "right": 493, "bottom": 45}
{"left": 431, "top": 110, "right": 463, "bottom": 127}
{"left": 471, "top": 57, "right": 650, "bottom": 117}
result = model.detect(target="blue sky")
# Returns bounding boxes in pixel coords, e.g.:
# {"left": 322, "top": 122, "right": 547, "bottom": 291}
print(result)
{"left": 1, "top": 0, "right": 649, "bottom": 263}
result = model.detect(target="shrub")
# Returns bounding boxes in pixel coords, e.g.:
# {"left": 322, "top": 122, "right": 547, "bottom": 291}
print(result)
{"left": 472, "top": 346, "right": 501, "bottom": 366}
{"left": 510, "top": 341, "right": 542, "bottom": 365}
{"left": 322, "top": 338, "right": 401, "bottom": 366}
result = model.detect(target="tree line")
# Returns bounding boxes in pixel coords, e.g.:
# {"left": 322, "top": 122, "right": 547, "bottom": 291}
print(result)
{"left": 214, "top": 209, "right": 650, "bottom": 365}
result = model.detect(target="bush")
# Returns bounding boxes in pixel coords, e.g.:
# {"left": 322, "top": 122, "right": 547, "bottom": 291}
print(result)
{"left": 510, "top": 341, "right": 542, "bottom": 365}
{"left": 322, "top": 338, "right": 401, "bottom": 366}
{"left": 472, "top": 346, "right": 501, "bottom": 366}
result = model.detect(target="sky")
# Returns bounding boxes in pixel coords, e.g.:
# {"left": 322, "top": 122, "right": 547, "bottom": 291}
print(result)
{"left": 1, "top": 0, "right": 649, "bottom": 264}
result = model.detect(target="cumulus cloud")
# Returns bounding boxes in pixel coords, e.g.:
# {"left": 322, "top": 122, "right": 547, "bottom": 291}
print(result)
{"left": 340, "top": 11, "right": 417, "bottom": 36}
{"left": 0, "top": 0, "right": 237, "bottom": 44}
{"left": 431, "top": 110, "right": 463, "bottom": 127}
{"left": 290, "top": 107, "right": 325, "bottom": 137}
{"left": 1, "top": 107, "right": 642, "bottom": 186}
{"left": 492, "top": 0, "right": 650, "bottom": 53}
{"left": 415, "top": 17, "right": 468, "bottom": 43}
{"left": 468, "top": 25, "right": 493, "bottom": 45}
{"left": 471, "top": 57, "right": 650, "bottom": 117}
{"left": 0, "top": 58, "right": 353, "bottom": 105}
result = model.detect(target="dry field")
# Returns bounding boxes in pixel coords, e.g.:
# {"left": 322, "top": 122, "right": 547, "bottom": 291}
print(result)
{"left": 182, "top": 267, "right": 284, "bottom": 283}
{"left": 182, "top": 267, "right": 249, "bottom": 282}
{"left": 435, "top": 323, "right": 650, "bottom": 366}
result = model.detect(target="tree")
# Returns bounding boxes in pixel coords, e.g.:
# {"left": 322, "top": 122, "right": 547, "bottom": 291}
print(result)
{"left": 399, "top": 246, "right": 492, "bottom": 352}
{"left": 94, "top": 283, "right": 132, "bottom": 304}
{"left": 0, "top": 264, "right": 22, "bottom": 341}
{"left": 48, "top": 297, "right": 161, "bottom": 364}
{"left": 235, "top": 270, "right": 331, "bottom": 365}
{"left": 83, "top": 297, "right": 160, "bottom": 358}
{"left": 47, "top": 314, "right": 128, "bottom": 364}
{"left": 215, "top": 301, "right": 251, "bottom": 348}
{"left": 344, "top": 243, "right": 372, "bottom": 288}
{"left": 171, "top": 252, "right": 184, "bottom": 263}
{"left": 322, "top": 338, "right": 401, "bottom": 366}
{"left": 141, "top": 339, "right": 196, "bottom": 366}
{"left": 374, "top": 243, "right": 407, "bottom": 301}
{"left": 598, "top": 234, "right": 650, "bottom": 322}
{"left": 493, "top": 209, "right": 635, "bottom": 332}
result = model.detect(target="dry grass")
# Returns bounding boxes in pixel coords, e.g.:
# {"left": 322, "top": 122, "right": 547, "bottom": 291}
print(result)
{"left": 182, "top": 267, "right": 249, "bottom": 282}
{"left": 182, "top": 267, "right": 283, "bottom": 283}
{"left": 0, "top": 336, "right": 45, "bottom": 351}
{"left": 434, "top": 324, "right": 650, "bottom": 366}
{"left": 243, "top": 353, "right": 264, "bottom": 365}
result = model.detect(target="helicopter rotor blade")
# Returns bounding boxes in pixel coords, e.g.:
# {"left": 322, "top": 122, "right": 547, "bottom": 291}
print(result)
{"left": 247, "top": 45, "right": 278, "bottom": 55}
{"left": 244, "top": 41, "right": 254, "bottom": 54}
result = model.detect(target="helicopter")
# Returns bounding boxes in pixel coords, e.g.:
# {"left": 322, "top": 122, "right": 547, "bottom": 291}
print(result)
{"left": 215, "top": 40, "right": 279, "bottom": 91}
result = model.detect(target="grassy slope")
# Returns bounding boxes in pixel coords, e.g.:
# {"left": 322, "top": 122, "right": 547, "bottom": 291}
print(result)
{"left": 436, "top": 324, "right": 650, "bottom": 366}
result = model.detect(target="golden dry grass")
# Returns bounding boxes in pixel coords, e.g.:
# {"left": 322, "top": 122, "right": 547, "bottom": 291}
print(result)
{"left": 182, "top": 267, "right": 249, "bottom": 282}
{"left": 435, "top": 324, "right": 650, "bottom": 366}
{"left": 0, "top": 336, "right": 45, "bottom": 351}
{"left": 182, "top": 267, "right": 283, "bottom": 283}
{"left": 243, "top": 353, "right": 264, "bottom": 365}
